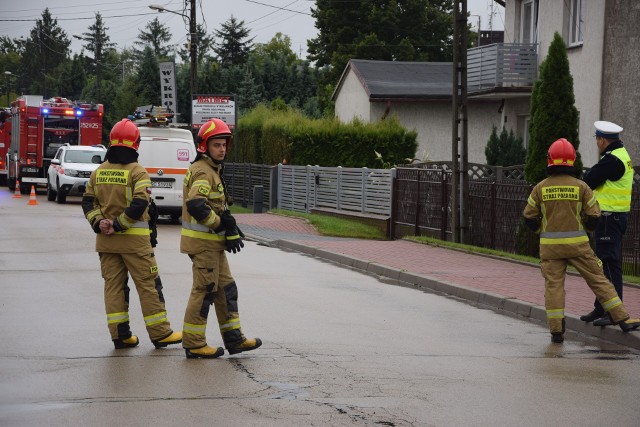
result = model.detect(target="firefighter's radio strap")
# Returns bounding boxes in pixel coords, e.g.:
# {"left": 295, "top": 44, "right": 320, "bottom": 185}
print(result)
{"left": 149, "top": 199, "right": 159, "bottom": 248}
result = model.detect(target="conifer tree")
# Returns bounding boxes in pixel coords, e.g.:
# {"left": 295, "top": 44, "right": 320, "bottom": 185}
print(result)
{"left": 525, "top": 32, "right": 582, "bottom": 184}
{"left": 485, "top": 126, "right": 526, "bottom": 166}
{"left": 213, "top": 16, "right": 254, "bottom": 67}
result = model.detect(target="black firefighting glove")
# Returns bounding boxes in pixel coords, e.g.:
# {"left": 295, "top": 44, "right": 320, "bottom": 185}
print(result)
{"left": 217, "top": 210, "right": 245, "bottom": 254}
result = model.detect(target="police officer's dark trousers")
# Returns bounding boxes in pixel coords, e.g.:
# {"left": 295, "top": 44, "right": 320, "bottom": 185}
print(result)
{"left": 592, "top": 212, "right": 628, "bottom": 311}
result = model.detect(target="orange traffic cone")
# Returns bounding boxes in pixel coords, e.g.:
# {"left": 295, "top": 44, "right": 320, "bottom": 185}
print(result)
{"left": 27, "top": 185, "right": 38, "bottom": 205}
{"left": 12, "top": 180, "right": 22, "bottom": 198}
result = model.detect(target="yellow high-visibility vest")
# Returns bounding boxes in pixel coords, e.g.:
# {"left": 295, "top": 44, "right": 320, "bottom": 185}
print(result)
{"left": 595, "top": 147, "right": 633, "bottom": 212}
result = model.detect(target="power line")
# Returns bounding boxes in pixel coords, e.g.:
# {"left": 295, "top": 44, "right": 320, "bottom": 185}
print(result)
{"left": 0, "top": 13, "right": 156, "bottom": 22}
{"left": 244, "top": 0, "right": 311, "bottom": 16}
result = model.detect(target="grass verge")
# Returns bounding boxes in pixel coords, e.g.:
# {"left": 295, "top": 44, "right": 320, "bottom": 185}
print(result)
{"left": 270, "top": 208, "right": 386, "bottom": 239}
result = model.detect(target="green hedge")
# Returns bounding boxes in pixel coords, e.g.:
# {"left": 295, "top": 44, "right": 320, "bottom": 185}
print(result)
{"left": 234, "top": 104, "right": 417, "bottom": 167}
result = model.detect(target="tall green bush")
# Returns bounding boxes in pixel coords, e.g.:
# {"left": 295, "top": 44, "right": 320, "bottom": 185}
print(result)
{"left": 235, "top": 106, "right": 417, "bottom": 167}
{"left": 525, "top": 32, "right": 582, "bottom": 184}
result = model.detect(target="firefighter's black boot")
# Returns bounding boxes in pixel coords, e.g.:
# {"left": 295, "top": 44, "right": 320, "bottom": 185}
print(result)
{"left": 113, "top": 335, "right": 139, "bottom": 349}
{"left": 227, "top": 337, "right": 262, "bottom": 355}
{"left": 551, "top": 333, "right": 564, "bottom": 343}
{"left": 593, "top": 314, "right": 613, "bottom": 327}
{"left": 580, "top": 308, "right": 604, "bottom": 322}
{"left": 152, "top": 331, "right": 183, "bottom": 349}
{"left": 619, "top": 318, "right": 640, "bottom": 332}
{"left": 185, "top": 345, "right": 225, "bottom": 359}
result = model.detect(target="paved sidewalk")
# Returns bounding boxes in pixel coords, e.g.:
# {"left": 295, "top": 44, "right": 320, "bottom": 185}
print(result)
{"left": 235, "top": 213, "right": 640, "bottom": 350}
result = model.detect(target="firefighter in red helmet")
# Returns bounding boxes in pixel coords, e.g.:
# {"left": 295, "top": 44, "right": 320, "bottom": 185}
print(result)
{"left": 180, "top": 118, "right": 262, "bottom": 358}
{"left": 522, "top": 138, "right": 640, "bottom": 343}
{"left": 82, "top": 118, "right": 182, "bottom": 349}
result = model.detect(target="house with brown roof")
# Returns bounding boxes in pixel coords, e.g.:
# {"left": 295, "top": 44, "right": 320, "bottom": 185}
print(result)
{"left": 332, "top": 59, "right": 504, "bottom": 163}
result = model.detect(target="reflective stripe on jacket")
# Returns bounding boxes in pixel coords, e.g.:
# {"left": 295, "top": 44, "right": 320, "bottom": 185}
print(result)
{"left": 180, "top": 156, "right": 227, "bottom": 254}
{"left": 85, "top": 161, "right": 153, "bottom": 253}
{"left": 523, "top": 174, "right": 600, "bottom": 260}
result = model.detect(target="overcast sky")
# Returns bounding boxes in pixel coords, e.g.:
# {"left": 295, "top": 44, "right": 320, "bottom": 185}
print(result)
{"left": 1, "top": 0, "right": 505, "bottom": 60}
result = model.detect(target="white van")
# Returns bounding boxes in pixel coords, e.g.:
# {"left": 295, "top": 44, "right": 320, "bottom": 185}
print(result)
{"left": 137, "top": 126, "right": 196, "bottom": 223}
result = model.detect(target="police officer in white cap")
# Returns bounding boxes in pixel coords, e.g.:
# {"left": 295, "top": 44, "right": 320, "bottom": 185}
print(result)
{"left": 580, "top": 121, "right": 634, "bottom": 326}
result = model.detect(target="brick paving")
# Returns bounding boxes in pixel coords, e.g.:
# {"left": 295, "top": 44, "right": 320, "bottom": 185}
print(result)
{"left": 236, "top": 213, "right": 640, "bottom": 348}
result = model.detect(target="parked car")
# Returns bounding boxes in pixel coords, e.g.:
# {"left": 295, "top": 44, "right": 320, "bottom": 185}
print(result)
{"left": 137, "top": 126, "right": 197, "bottom": 223}
{"left": 47, "top": 144, "right": 106, "bottom": 203}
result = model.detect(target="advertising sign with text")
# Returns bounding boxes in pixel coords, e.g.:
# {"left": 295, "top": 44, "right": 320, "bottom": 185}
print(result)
{"left": 191, "top": 95, "right": 236, "bottom": 129}
{"left": 159, "top": 62, "right": 177, "bottom": 114}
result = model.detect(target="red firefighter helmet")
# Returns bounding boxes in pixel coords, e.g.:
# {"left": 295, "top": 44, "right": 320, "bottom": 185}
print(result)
{"left": 196, "top": 118, "right": 232, "bottom": 153}
{"left": 109, "top": 119, "right": 140, "bottom": 151}
{"left": 547, "top": 138, "right": 576, "bottom": 167}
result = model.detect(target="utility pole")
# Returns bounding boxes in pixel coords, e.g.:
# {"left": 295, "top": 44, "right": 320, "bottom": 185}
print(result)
{"left": 190, "top": 0, "right": 198, "bottom": 106}
{"left": 39, "top": 25, "right": 47, "bottom": 99}
{"left": 451, "top": 0, "right": 469, "bottom": 243}
{"left": 95, "top": 29, "right": 102, "bottom": 103}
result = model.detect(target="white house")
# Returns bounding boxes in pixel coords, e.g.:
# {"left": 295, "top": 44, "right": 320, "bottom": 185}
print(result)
{"left": 332, "top": 0, "right": 639, "bottom": 167}
{"left": 496, "top": 0, "right": 638, "bottom": 166}
{"left": 332, "top": 59, "right": 503, "bottom": 164}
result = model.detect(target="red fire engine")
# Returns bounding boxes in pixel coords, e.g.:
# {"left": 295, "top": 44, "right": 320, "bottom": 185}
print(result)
{"left": 0, "top": 108, "right": 10, "bottom": 186}
{"left": 7, "top": 95, "right": 103, "bottom": 193}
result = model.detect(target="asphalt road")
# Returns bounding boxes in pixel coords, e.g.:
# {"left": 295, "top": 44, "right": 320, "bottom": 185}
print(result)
{"left": 1, "top": 191, "right": 640, "bottom": 426}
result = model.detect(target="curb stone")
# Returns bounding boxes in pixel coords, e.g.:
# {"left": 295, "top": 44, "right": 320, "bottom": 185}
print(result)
{"left": 244, "top": 233, "right": 640, "bottom": 351}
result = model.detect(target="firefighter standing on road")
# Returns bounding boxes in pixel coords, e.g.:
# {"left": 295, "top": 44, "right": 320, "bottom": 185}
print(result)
{"left": 580, "top": 121, "right": 633, "bottom": 326}
{"left": 180, "top": 118, "right": 262, "bottom": 359}
{"left": 82, "top": 119, "right": 182, "bottom": 349}
{"left": 522, "top": 138, "right": 640, "bottom": 343}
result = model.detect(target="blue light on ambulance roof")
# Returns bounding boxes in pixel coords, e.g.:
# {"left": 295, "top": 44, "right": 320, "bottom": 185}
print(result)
{"left": 42, "top": 108, "right": 49, "bottom": 114}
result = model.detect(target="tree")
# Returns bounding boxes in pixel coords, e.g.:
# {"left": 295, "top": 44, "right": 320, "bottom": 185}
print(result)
{"left": 251, "top": 33, "right": 298, "bottom": 67}
{"left": 525, "top": 32, "right": 581, "bottom": 184}
{"left": 133, "top": 46, "right": 161, "bottom": 105}
{"left": 213, "top": 16, "right": 254, "bottom": 67}
{"left": 21, "top": 8, "right": 71, "bottom": 97}
{"left": 134, "top": 17, "right": 173, "bottom": 60}
{"left": 308, "top": 0, "right": 454, "bottom": 83}
{"left": 485, "top": 126, "right": 527, "bottom": 166}
{"left": 237, "top": 67, "right": 262, "bottom": 112}
{"left": 308, "top": 0, "right": 456, "bottom": 114}
{"left": 54, "top": 53, "right": 87, "bottom": 100}
{"left": 80, "top": 13, "right": 116, "bottom": 103}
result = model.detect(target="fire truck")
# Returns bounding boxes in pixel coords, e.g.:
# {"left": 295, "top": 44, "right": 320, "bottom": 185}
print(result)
{"left": 7, "top": 95, "right": 103, "bottom": 193}
{"left": 0, "top": 108, "right": 11, "bottom": 186}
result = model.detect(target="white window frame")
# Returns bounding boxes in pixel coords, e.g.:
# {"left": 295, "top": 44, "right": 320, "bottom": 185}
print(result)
{"left": 569, "top": 0, "right": 584, "bottom": 46}
{"left": 520, "top": 0, "right": 537, "bottom": 44}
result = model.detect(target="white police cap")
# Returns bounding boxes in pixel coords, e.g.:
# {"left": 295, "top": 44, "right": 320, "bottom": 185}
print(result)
{"left": 594, "top": 121, "right": 623, "bottom": 138}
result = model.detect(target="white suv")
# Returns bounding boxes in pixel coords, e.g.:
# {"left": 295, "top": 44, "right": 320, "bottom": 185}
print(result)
{"left": 47, "top": 144, "right": 107, "bottom": 203}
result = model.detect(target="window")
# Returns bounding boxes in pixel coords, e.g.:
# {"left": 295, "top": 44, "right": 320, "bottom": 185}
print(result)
{"left": 569, "top": 0, "right": 583, "bottom": 46}
{"left": 520, "top": 0, "right": 537, "bottom": 44}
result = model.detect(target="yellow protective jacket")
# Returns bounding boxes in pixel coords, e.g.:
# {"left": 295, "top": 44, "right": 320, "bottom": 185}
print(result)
{"left": 83, "top": 161, "right": 152, "bottom": 253}
{"left": 523, "top": 174, "right": 600, "bottom": 260}
{"left": 180, "top": 155, "right": 226, "bottom": 254}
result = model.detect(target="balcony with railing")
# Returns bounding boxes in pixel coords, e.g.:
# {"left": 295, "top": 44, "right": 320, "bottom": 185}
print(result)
{"left": 467, "top": 43, "right": 538, "bottom": 96}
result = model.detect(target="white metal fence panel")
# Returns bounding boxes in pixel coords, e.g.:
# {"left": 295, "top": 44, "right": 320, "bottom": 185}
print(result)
{"left": 277, "top": 164, "right": 393, "bottom": 216}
